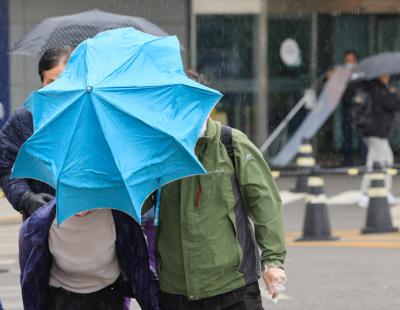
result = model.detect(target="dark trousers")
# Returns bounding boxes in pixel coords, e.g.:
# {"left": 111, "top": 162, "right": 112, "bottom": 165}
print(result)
{"left": 161, "top": 282, "right": 264, "bottom": 310}
{"left": 46, "top": 278, "right": 124, "bottom": 310}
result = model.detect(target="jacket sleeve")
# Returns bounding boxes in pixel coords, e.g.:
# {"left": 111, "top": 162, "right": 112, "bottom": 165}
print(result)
{"left": 0, "top": 111, "right": 32, "bottom": 211}
{"left": 380, "top": 88, "right": 400, "bottom": 112}
{"left": 146, "top": 269, "right": 162, "bottom": 310}
{"left": 233, "top": 129, "right": 286, "bottom": 269}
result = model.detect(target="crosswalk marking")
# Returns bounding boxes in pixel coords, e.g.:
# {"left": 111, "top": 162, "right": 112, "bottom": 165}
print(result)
{"left": 326, "top": 190, "right": 361, "bottom": 205}
{"left": 279, "top": 190, "right": 306, "bottom": 204}
{"left": 280, "top": 189, "right": 399, "bottom": 206}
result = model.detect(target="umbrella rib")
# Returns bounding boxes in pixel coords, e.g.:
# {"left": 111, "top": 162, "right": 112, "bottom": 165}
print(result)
{"left": 122, "top": 137, "right": 201, "bottom": 184}
{"left": 29, "top": 91, "right": 85, "bottom": 134}
{"left": 56, "top": 95, "right": 89, "bottom": 191}
{"left": 89, "top": 98, "right": 135, "bottom": 207}
{"left": 92, "top": 91, "right": 181, "bottom": 142}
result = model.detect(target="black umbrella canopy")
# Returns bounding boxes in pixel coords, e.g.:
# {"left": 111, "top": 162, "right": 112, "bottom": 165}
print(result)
{"left": 351, "top": 52, "right": 400, "bottom": 81}
{"left": 11, "top": 9, "right": 169, "bottom": 57}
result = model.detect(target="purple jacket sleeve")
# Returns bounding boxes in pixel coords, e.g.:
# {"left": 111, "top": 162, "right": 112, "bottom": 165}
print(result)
{"left": 0, "top": 109, "right": 33, "bottom": 211}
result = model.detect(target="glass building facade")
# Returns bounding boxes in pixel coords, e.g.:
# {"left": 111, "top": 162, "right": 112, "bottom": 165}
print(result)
{"left": 191, "top": 0, "right": 400, "bottom": 163}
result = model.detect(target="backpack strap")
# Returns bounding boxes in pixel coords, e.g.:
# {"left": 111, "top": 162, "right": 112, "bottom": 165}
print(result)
{"left": 220, "top": 125, "right": 236, "bottom": 169}
{"left": 220, "top": 125, "right": 260, "bottom": 277}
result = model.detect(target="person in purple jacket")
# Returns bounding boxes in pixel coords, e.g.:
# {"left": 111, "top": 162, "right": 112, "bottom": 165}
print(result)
{"left": 0, "top": 47, "right": 72, "bottom": 219}
{"left": 19, "top": 201, "right": 161, "bottom": 310}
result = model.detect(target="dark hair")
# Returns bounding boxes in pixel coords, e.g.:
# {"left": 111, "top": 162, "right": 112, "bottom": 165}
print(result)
{"left": 185, "top": 69, "right": 209, "bottom": 86}
{"left": 343, "top": 49, "right": 359, "bottom": 60}
{"left": 38, "top": 46, "right": 73, "bottom": 82}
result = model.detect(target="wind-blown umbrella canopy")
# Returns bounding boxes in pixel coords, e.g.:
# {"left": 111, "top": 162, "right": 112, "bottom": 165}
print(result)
{"left": 12, "top": 28, "right": 222, "bottom": 224}
{"left": 11, "top": 9, "right": 168, "bottom": 57}
{"left": 351, "top": 52, "right": 400, "bottom": 80}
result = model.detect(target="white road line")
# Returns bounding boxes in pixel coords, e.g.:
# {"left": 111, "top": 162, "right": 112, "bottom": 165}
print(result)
{"left": 280, "top": 190, "right": 306, "bottom": 205}
{"left": 327, "top": 190, "right": 361, "bottom": 205}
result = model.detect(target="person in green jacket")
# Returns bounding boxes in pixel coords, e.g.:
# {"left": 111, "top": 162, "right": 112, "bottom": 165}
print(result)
{"left": 154, "top": 118, "right": 287, "bottom": 310}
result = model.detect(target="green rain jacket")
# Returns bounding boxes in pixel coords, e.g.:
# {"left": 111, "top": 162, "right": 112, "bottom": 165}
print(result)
{"left": 156, "top": 119, "right": 286, "bottom": 300}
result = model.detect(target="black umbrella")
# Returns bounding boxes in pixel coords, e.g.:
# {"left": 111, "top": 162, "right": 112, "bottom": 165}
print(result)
{"left": 11, "top": 9, "right": 168, "bottom": 57}
{"left": 351, "top": 52, "right": 400, "bottom": 80}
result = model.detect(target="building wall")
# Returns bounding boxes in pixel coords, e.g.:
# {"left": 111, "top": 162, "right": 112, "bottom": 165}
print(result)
{"left": 0, "top": 0, "right": 9, "bottom": 126}
{"left": 9, "top": 0, "right": 189, "bottom": 111}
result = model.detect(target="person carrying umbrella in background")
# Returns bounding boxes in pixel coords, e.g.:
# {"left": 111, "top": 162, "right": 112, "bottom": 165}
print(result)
{"left": 341, "top": 49, "right": 362, "bottom": 166}
{"left": 356, "top": 74, "right": 400, "bottom": 207}
{"left": 0, "top": 46, "right": 72, "bottom": 219}
{"left": 352, "top": 52, "right": 400, "bottom": 207}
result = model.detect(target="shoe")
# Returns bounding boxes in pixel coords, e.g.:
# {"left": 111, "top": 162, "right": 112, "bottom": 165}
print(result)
{"left": 358, "top": 195, "right": 369, "bottom": 208}
{"left": 387, "top": 193, "right": 398, "bottom": 205}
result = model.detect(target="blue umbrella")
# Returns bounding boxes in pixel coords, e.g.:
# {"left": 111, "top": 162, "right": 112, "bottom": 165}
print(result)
{"left": 12, "top": 27, "right": 222, "bottom": 224}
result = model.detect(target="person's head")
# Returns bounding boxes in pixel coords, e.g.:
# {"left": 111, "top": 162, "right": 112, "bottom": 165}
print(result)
{"left": 186, "top": 69, "right": 211, "bottom": 137}
{"left": 343, "top": 50, "right": 358, "bottom": 66}
{"left": 379, "top": 74, "right": 391, "bottom": 85}
{"left": 38, "top": 46, "right": 73, "bottom": 86}
{"left": 186, "top": 69, "right": 209, "bottom": 86}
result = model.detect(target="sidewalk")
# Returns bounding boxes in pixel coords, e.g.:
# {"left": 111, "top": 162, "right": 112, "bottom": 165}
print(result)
{"left": 0, "top": 196, "right": 21, "bottom": 225}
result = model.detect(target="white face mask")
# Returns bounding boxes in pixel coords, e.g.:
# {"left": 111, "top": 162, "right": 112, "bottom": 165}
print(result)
{"left": 345, "top": 63, "right": 355, "bottom": 69}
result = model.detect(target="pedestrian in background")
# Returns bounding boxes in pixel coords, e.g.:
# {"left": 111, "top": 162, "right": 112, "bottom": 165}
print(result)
{"left": 151, "top": 117, "right": 287, "bottom": 310}
{"left": 0, "top": 47, "right": 72, "bottom": 219}
{"left": 357, "top": 74, "right": 400, "bottom": 207}
{"left": 341, "top": 50, "right": 360, "bottom": 165}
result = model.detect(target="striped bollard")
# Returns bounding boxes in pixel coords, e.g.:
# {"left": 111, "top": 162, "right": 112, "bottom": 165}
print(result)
{"left": 362, "top": 162, "right": 398, "bottom": 234}
{"left": 296, "top": 170, "right": 339, "bottom": 241}
{"left": 292, "top": 138, "right": 316, "bottom": 193}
